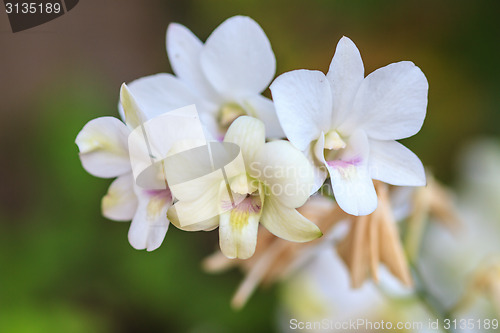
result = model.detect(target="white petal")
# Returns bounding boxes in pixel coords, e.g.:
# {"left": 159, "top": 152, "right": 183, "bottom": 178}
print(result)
{"left": 101, "top": 173, "right": 138, "bottom": 221}
{"left": 243, "top": 94, "right": 284, "bottom": 138}
{"left": 168, "top": 206, "right": 219, "bottom": 231}
{"left": 260, "top": 196, "right": 322, "bottom": 242}
{"left": 343, "top": 61, "right": 428, "bottom": 140}
{"left": 128, "top": 189, "right": 172, "bottom": 251}
{"left": 166, "top": 160, "right": 222, "bottom": 201}
{"left": 120, "top": 84, "right": 147, "bottom": 129}
{"left": 270, "top": 70, "right": 332, "bottom": 151}
{"left": 76, "top": 117, "right": 131, "bottom": 178}
{"left": 169, "top": 179, "right": 222, "bottom": 227}
{"left": 199, "top": 111, "right": 221, "bottom": 141}
{"left": 164, "top": 138, "right": 246, "bottom": 218}
{"left": 305, "top": 135, "right": 328, "bottom": 193}
{"left": 224, "top": 116, "right": 265, "bottom": 166}
{"left": 166, "top": 23, "right": 218, "bottom": 99}
{"left": 129, "top": 105, "right": 209, "bottom": 189}
{"left": 252, "top": 140, "right": 314, "bottom": 208}
{"left": 200, "top": 16, "right": 276, "bottom": 96}
{"left": 326, "top": 36, "right": 365, "bottom": 127}
{"left": 369, "top": 140, "right": 426, "bottom": 186}
{"left": 219, "top": 205, "right": 260, "bottom": 259}
{"left": 329, "top": 164, "right": 377, "bottom": 216}
{"left": 121, "top": 73, "right": 213, "bottom": 121}
{"left": 326, "top": 130, "right": 377, "bottom": 216}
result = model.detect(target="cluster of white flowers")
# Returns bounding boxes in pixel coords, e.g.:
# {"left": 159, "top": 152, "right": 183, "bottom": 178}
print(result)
{"left": 76, "top": 16, "right": 428, "bottom": 260}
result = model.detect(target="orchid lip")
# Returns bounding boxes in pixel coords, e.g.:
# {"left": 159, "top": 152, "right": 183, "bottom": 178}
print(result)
{"left": 143, "top": 188, "right": 171, "bottom": 198}
{"left": 234, "top": 195, "right": 262, "bottom": 214}
{"left": 221, "top": 192, "right": 261, "bottom": 214}
{"left": 326, "top": 156, "right": 362, "bottom": 169}
{"left": 143, "top": 188, "right": 172, "bottom": 222}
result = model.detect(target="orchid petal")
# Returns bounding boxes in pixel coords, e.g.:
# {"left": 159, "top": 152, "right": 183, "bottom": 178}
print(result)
{"left": 199, "top": 112, "right": 221, "bottom": 141}
{"left": 120, "top": 84, "right": 147, "bottom": 129}
{"left": 369, "top": 140, "right": 426, "bottom": 186}
{"left": 326, "top": 130, "right": 377, "bottom": 216}
{"left": 219, "top": 200, "right": 261, "bottom": 259}
{"left": 260, "top": 196, "right": 322, "bottom": 242}
{"left": 244, "top": 94, "right": 284, "bottom": 138}
{"left": 168, "top": 208, "right": 219, "bottom": 231}
{"left": 306, "top": 135, "right": 328, "bottom": 193}
{"left": 121, "top": 74, "right": 211, "bottom": 121}
{"left": 270, "top": 69, "right": 332, "bottom": 151}
{"left": 253, "top": 140, "right": 314, "bottom": 208}
{"left": 200, "top": 16, "right": 275, "bottom": 96}
{"left": 224, "top": 116, "right": 265, "bottom": 167}
{"left": 168, "top": 178, "right": 223, "bottom": 228}
{"left": 343, "top": 61, "right": 428, "bottom": 140}
{"left": 101, "top": 173, "right": 138, "bottom": 221}
{"left": 76, "top": 117, "right": 131, "bottom": 178}
{"left": 326, "top": 36, "right": 364, "bottom": 127}
{"left": 166, "top": 23, "right": 217, "bottom": 99}
{"left": 128, "top": 189, "right": 172, "bottom": 251}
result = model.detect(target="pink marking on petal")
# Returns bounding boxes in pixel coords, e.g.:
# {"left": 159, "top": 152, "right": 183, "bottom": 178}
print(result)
{"left": 220, "top": 200, "right": 234, "bottom": 211}
{"left": 221, "top": 189, "right": 261, "bottom": 214}
{"left": 327, "top": 156, "right": 362, "bottom": 169}
{"left": 234, "top": 195, "right": 261, "bottom": 214}
{"left": 143, "top": 188, "right": 172, "bottom": 202}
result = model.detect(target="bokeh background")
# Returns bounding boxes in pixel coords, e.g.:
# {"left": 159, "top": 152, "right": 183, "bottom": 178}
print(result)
{"left": 1, "top": 0, "right": 499, "bottom": 332}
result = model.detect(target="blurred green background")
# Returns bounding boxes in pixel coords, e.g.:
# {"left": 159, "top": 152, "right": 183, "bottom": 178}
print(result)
{"left": 0, "top": 0, "right": 499, "bottom": 332}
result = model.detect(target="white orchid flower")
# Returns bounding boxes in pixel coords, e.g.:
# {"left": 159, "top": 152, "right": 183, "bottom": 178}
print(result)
{"left": 75, "top": 84, "right": 172, "bottom": 251}
{"left": 122, "top": 15, "right": 284, "bottom": 140}
{"left": 270, "top": 36, "right": 428, "bottom": 216}
{"left": 281, "top": 247, "right": 433, "bottom": 331}
{"left": 167, "top": 116, "right": 322, "bottom": 259}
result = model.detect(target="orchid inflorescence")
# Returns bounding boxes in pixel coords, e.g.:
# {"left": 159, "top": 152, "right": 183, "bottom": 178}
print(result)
{"left": 76, "top": 15, "right": 431, "bottom": 304}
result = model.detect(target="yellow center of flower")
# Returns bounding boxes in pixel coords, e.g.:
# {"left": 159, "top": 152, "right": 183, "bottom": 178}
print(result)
{"left": 323, "top": 130, "right": 347, "bottom": 161}
{"left": 218, "top": 103, "right": 247, "bottom": 130}
{"left": 230, "top": 207, "right": 250, "bottom": 231}
{"left": 219, "top": 172, "right": 263, "bottom": 232}
{"left": 229, "top": 193, "right": 262, "bottom": 231}
{"left": 229, "top": 173, "right": 260, "bottom": 195}
{"left": 324, "top": 130, "right": 346, "bottom": 150}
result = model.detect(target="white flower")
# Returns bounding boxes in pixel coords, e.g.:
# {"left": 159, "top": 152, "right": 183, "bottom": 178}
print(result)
{"left": 167, "top": 116, "right": 322, "bottom": 259}
{"left": 123, "top": 15, "right": 284, "bottom": 139}
{"left": 420, "top": 140, "right": 500, "bottom": 314}
{"left": 270, "top": 36, "right": 428, "bottom": 216}
{"left": 281, "top": 246, "right": 387, "bottom": 323}
{"left": 75, "top": 84, "right": 172, "bottom": 251}
{"left": 280, "top": 247, "right": 431, "bottom": 333}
